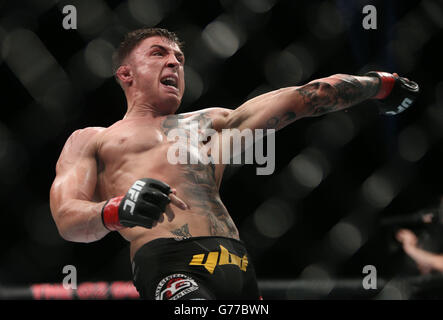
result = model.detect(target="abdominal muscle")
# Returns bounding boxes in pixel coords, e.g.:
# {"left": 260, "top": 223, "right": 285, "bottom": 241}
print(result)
{"left": 96, "top": 146, "right": 240, "bottom": 261}
{"left": 120, "top": 206, "right": 239, "bottom": 261}
{"left": 95, "top": 114, "right": 241, "bottom": 260}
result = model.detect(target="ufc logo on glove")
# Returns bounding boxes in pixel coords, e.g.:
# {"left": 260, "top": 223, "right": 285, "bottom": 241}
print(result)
{"left": 123, "top": 180, "right": 147, "bottom": 214}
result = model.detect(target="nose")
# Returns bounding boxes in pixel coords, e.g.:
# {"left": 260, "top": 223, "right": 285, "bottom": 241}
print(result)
{"left": 166, "top": 54, "right": 180, "bottom": 69}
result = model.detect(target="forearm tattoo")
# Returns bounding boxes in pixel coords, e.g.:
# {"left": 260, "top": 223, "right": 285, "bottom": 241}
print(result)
{"left": 298, "top": 75, "right": 380, "bottom": 116}
{"left": 263, "top": 75, "right": 379, "bottom": 129}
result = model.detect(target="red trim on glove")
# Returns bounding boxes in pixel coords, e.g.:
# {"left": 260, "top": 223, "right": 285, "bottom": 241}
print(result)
{"left": 102, "top": 196, "right": 124, "bottom": 231}
{"left": 373, "top": 72, "right": 396, "bottom": 100}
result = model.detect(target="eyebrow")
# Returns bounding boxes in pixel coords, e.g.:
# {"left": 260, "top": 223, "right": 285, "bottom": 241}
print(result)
{"left": 150, "top": 44, "right": 185, "bottom": 61}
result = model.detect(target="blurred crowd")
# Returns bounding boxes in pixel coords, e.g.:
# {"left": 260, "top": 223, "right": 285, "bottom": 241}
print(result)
{"left": 0, "top": 0, "right": 443, "bottom": 299}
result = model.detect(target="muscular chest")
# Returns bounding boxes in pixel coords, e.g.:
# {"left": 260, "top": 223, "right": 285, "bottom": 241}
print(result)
{"left": 96, "top": 113, "right": 216, "bottom": 168}
{"left": 97, "top": 121, "right": 166, "bottom": 164}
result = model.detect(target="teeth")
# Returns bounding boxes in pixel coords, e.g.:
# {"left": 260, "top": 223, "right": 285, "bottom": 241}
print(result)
{"left": 162, "top": 77, "right": 177, "bottom": 88}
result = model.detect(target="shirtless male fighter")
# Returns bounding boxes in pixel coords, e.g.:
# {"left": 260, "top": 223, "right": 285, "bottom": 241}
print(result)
{"left": 50, "top": 28, "right": 419, "bottom": 300}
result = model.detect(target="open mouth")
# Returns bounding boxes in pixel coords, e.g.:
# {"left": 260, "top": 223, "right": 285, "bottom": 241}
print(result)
{"left": 160, "top": 76, "right": 178, "bottom": 89}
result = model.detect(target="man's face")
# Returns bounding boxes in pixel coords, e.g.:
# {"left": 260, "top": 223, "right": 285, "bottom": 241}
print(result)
{"left": 126, "top": 36, "right": 185, "bottom": 113}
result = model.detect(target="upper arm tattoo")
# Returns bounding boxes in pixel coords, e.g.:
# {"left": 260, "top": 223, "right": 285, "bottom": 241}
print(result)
{"left": 265, "top": 111, "right": 298, "bottom": 130}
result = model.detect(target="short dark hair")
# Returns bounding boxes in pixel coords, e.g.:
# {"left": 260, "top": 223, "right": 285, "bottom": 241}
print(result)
{"left": 112, "top": 27, "right": 183, "bottom": 77}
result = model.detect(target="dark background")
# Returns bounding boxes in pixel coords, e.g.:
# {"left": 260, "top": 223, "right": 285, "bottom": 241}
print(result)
{"left": 0, "top": 0, "right": 442, "bottom": 298}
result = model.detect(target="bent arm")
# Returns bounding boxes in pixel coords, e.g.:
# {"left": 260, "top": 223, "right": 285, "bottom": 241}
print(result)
{"left": 50, "top": 128, "right": 109, "bottom": 243}
{"left": 224, "top": 74, "right": 380, "bottom": 131}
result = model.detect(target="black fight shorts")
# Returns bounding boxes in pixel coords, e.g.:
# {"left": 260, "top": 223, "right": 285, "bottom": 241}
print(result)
{"left": 132, "top": 236, "right": 261, "bottom": 300}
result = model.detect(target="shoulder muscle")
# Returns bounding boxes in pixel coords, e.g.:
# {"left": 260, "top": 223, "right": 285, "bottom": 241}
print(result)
{"left": 56, "top": 127, "right": 104, "bottom": 173}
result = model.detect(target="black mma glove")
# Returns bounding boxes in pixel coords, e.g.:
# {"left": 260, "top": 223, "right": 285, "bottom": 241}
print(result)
{"left": 101, "top": 178, "right": 172, "bottom": 230}
{"left": 366, "top": 71, "right": 420, "bottom": 115}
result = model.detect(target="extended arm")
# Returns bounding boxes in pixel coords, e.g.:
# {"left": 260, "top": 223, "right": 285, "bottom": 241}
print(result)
{"left": 405, "top": 246, "right": 443, "bottom": 273}
{"left": 397, "top": 229, "right": 443, "bottom": 274}
{"left": 223, "top": 72, "right": 418, "bottom": 131}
